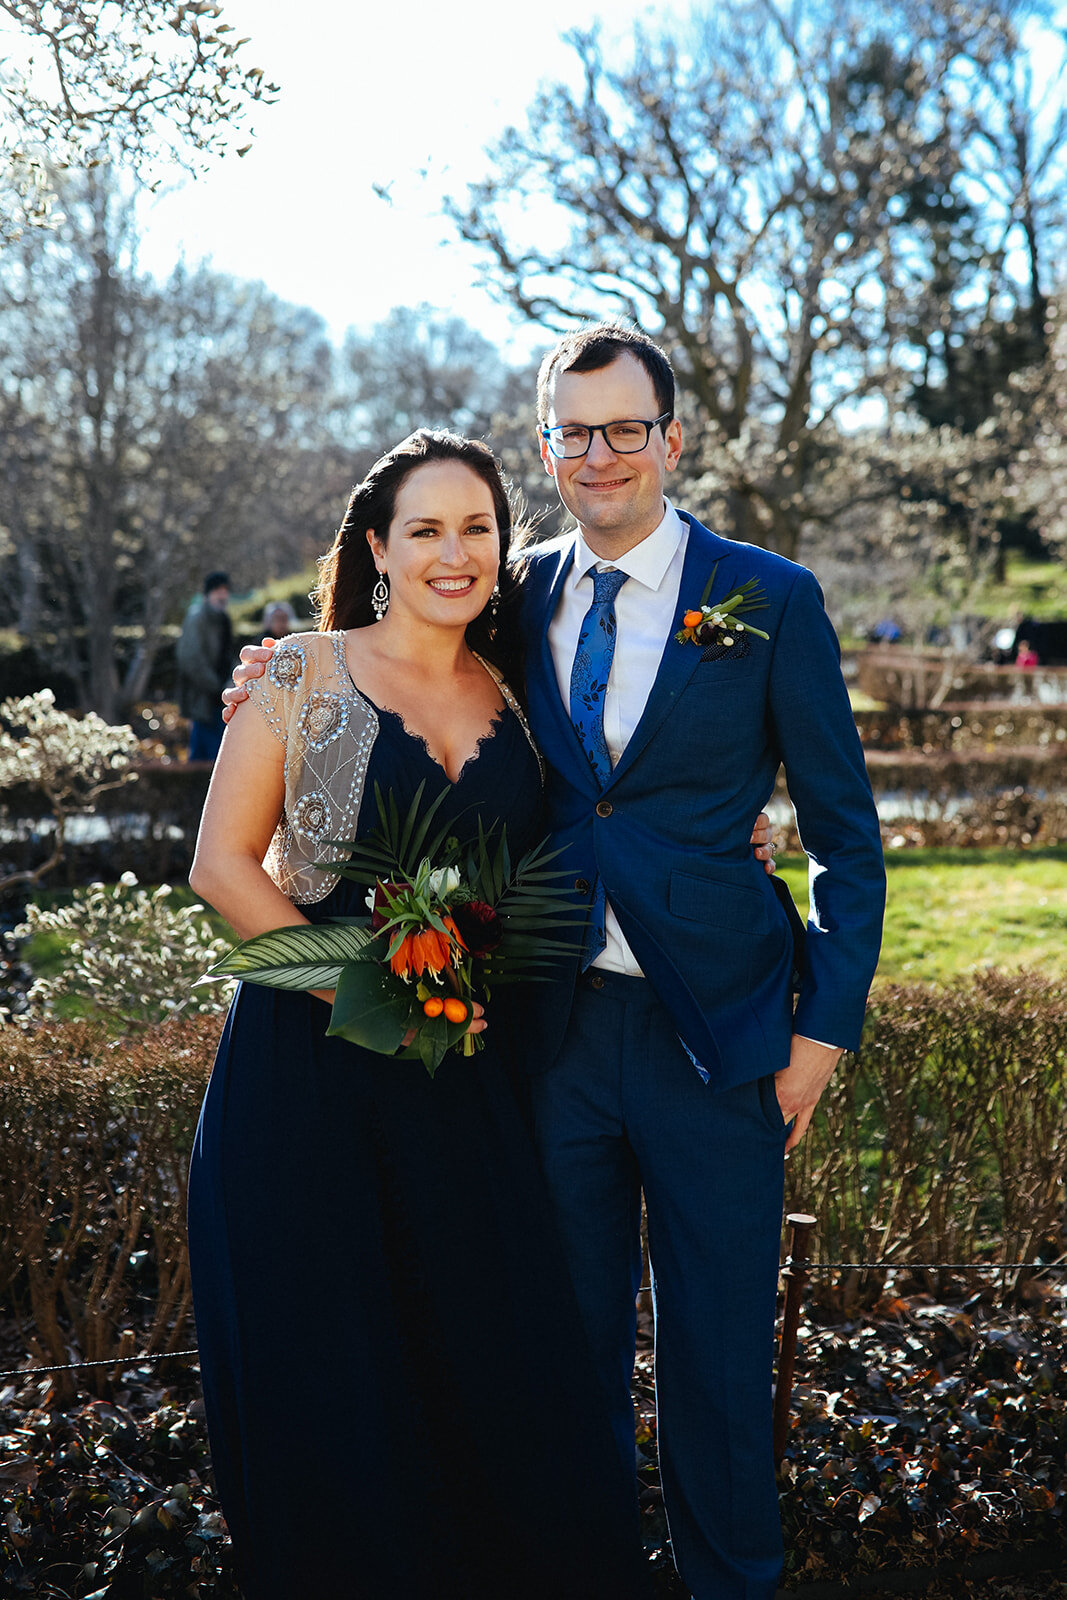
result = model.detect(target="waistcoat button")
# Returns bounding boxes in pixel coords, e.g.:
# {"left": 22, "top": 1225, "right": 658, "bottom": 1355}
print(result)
{"left": 595, "top": 800, "right": 613, "bottom": 818}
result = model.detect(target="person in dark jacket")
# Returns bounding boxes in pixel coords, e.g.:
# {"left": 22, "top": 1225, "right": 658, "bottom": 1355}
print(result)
{"left": 177, "top": 571, "right": 234, "bottom": 762}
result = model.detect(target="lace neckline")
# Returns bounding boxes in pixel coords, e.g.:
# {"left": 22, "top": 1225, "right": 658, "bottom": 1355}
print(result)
{"left": 372, "top": 702, "right": 508, "bottom": 786}
{"left": 331, "top": 631, "right": 514, "bottom": 785}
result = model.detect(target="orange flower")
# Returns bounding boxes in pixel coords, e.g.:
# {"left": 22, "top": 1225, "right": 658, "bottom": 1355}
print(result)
{"left": 389, "top": 916, "right": 465, "bottom": 979}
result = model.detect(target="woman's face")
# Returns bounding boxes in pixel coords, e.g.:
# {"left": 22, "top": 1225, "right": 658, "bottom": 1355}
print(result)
{"left": 368, "top": 460, "right": 501, "bottom": 631}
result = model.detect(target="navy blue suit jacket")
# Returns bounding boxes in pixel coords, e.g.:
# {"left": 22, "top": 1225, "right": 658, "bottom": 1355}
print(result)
{"left": 514, "top": 510, "right": 886, "bottom": 1091}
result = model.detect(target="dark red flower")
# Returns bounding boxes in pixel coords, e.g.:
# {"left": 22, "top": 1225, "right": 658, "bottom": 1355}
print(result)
{"left": 451, "top": 900, "right": 502, "bottom": 958}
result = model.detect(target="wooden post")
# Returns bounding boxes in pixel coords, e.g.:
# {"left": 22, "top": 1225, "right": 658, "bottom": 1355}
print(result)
{"left": 773, "top": 1212, "right": 816, "bottom": 1466}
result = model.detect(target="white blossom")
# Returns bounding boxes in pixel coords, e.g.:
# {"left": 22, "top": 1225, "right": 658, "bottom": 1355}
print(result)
{"left": 17, "top": 881, "right": 235, "bottom": 1028}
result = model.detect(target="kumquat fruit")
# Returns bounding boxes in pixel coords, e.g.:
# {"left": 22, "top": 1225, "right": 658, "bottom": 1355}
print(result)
{"left": 683, "top": 609, "right": 704, "bottom": 628}
{"left": 442, "top": 997, "right": 468, "bottom": 1024}
{"left": 422, "top": 997, "right": 445, "bottom": 1018}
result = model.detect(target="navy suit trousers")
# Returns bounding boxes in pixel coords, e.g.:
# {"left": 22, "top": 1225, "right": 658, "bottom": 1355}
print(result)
{"left": 529, "top": 969, "right": 787, "bottom": 1600}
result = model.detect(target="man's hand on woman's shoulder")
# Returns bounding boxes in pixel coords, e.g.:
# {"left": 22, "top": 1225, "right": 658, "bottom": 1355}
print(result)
{"left": 222, "top": 638, "right": 277, "bottom": 723}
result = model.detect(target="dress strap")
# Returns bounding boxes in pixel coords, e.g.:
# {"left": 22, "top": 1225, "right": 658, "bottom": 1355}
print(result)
{"left": 472, "top": 653, "right": 545, "bottom": 785}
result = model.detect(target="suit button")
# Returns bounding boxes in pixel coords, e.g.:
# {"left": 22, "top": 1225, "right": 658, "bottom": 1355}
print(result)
{"left": 595, "top": 800, "right": 613, "bottom": 818}
{"left": 574, "top": 878, "right": 591, "bottom": 895}
{"left": 589, "top": 974, "right": 605, "bottom": 990}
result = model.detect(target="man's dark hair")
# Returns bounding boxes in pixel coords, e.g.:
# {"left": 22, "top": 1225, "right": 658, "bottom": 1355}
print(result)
{"left": 203, "top": 570, "right": 230, "bottom": 594}
{"left": 536, "top": 320, "right": 675, "bottom": 426}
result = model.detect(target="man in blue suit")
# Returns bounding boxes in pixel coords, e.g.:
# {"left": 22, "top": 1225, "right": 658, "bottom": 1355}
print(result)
{"left": 516, "top": 321, "right": 884, "bottom": 1599}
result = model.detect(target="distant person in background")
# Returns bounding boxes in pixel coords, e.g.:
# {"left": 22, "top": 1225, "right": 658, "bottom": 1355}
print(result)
{"left": 1015, "top": 639, "right": 1040, "bottom": 669}
{"left": 261, "top": 600, "right": 297, "bottom": 639}
{"left": 177, "top": 571, "right": 234, "bottom": 763}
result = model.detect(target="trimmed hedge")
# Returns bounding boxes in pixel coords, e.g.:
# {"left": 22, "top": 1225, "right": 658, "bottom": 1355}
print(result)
{"left": 786, "top": 968, "right": 1067, "bottom": 1302}
{"left": 1, "top": 971, "right": 1065, "bottom": 1390}
{"left": 0, "top": 1015, "right": 216, "bottom": 1398}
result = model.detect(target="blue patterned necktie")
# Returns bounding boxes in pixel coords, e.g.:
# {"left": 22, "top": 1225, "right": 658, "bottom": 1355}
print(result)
{"left": 569, "top": 566, "right": 628, "bottom": 965}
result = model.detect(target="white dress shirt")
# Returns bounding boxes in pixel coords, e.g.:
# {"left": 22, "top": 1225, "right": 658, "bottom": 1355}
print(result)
{"left": 548, "top": 499, "right": 688, "bottom": 975}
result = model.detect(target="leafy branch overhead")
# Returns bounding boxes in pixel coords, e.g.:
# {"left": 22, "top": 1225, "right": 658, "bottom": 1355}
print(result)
{"left": 0, "top": 0, "right": 279, "bottom": 241}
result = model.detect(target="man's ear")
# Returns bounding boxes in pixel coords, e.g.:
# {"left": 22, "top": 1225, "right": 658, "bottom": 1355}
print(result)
{"left": 664, "top": 416, "right": 684, "bottom": 472}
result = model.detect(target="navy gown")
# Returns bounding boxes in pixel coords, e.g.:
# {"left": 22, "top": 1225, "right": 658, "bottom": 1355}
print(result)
{"left": 187, "top": 702, "right": 646, "bottom": 1599}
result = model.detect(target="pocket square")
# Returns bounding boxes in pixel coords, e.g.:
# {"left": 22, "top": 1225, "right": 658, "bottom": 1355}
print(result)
{"left": 700, "top": 634, "right": 752, "bottom": 663}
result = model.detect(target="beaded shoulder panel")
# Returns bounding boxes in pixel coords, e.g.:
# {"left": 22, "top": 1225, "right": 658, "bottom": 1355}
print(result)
{"left": 246, "top": 631, "right": 379, "bottom": 906}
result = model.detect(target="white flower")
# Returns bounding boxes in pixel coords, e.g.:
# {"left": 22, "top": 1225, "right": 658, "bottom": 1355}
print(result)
{"left": 365, "top": 887, "right": 376, "bottom": 913}
{"left": 429, "top": 866, "right": 461, "bottom": 899}
{"left": 119, "top": 871, "right": 139, "bottom": 887}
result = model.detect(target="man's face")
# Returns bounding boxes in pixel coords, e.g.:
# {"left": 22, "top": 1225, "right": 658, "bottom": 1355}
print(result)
{"left": 206, "top": 586, "right": 230, "bottom": 611}
{"left": 539, "top": 352, "right": 683, "bottom": 556}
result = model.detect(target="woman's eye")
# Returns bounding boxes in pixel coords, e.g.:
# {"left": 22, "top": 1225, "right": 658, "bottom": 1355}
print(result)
{"left": 465, "top": 523, "right": 493, "bottom": 535}
{"left": 410, "top": 527, "right": 439, "bottom": 538}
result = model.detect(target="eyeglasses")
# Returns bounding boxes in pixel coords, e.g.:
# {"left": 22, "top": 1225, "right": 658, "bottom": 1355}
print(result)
{"left": 540, "top": 413, "right": 672, "bottom": 459}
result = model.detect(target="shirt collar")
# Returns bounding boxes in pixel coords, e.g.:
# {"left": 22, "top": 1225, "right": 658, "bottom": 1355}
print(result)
{"left": 571, "top": 500, "right": 686, "bottom": 592}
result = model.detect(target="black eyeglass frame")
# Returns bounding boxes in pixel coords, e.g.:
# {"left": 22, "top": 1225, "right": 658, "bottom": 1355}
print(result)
{"left": 540, "top": 412, "right": 673, "bottom": 460}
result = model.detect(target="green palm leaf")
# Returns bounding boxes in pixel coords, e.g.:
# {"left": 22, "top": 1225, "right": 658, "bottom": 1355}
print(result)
{"left": 206, "top": 921, "right": 382, "bottom": 990}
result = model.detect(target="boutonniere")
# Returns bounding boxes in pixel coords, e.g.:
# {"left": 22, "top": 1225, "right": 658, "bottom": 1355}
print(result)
{"left": 674, "top": 561, "right": 770, "bottom": 649}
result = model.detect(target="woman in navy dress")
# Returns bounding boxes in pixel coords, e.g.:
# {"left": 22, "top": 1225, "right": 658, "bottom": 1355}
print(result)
{"left": 187, "top": 432, "right": 648, "bottom": 1599}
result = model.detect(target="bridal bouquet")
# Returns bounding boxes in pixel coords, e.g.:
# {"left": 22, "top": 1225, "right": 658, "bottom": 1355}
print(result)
{"left": 205, "top": 784, "right": 582, "bottom": 1075}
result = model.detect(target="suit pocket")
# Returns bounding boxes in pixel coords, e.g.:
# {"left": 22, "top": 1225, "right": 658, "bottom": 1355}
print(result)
{"left": 700, "top": 633, "right": 751, "bottom": 663}
{"left": 669, "top": 869, "right": 771, "bottom": 933}
{"left": 756, "top": 1072, "right": 788, "bottom": 1133}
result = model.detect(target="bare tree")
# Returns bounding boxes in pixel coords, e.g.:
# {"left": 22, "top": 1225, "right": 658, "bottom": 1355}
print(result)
{"left": 0, "top": 167, "right": 342, "bottom": 719}
{"left": 448, "top": 0, "right": 1066, "bottom": 561}
{"left": 342, "top": 305, "right": 510, "bottom": 452}
{"left": 0, "top": 0, "right": 277, "bottom": 242}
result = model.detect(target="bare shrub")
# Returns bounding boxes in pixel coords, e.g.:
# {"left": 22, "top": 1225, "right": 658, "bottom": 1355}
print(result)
{"left": 786, "top": 970, "right": 1067, "bottom": 1306}
{"left": 0, "top": 1015, "right": 218, "bottom": 1398}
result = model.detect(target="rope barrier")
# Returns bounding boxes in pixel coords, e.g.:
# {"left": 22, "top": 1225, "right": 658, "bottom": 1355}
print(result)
{"left": 0, "top": 1350, "right": 199, "bottom": 1383}
{"left": 2, "top": 1257, "right": 1061, "bottom": 1384}
{"left": 802, "top": 1260, "right": 1067, "bottom": 1272}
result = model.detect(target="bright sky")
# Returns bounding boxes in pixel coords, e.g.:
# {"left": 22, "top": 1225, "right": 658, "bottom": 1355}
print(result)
{"left": 138, "top": 0, "right": 687, "bottom": 362}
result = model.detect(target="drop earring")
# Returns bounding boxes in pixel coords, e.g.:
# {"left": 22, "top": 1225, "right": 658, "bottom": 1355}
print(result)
{"left": 490, "top": 582, "right": 500, "bottom": 620}
{"left": 372, "top": 573, "right": 389, "bottom": 621}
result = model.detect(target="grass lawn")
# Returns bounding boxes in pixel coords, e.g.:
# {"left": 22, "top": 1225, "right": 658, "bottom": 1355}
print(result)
{"left": 974, "top": 556, "right": 1067, "bottom": 621}
{"left": 775, "top": 845, "right": 1067, "bottom": 985}
{"left": 19, "top": 848, "right": 1067, "bottom": 996}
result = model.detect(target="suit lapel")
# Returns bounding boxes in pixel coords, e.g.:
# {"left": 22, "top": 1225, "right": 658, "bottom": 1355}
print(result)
{"left": 608, "top": 513, "right": 735, "bottom": 786}
{"left": 525, "top": 540, "right": 600, "bottom": 794}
